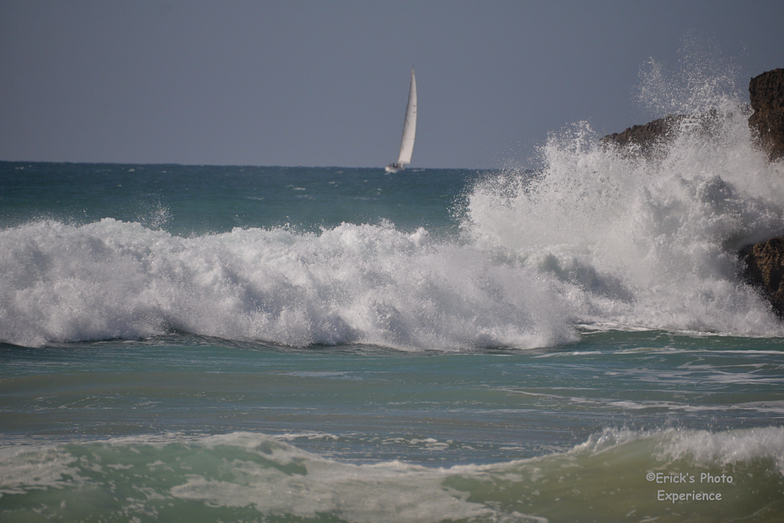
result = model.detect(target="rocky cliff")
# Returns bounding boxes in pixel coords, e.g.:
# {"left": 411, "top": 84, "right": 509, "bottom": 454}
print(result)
{"left": 740, "top": 239, "right": 784, "bottom": 318}
{"left": 748, "top": 68, "right": 784, "bottom": 161}
{"left": 603, "top": 69, "right": 784, "bottom": 161}
{"left": 601, "top": 111, "right": 722, "bottom": 159}
{"left": 742, "top": 69, "right": 784, "bottom": 317}
{"left": 601, "top": 115, "right": 681, "bottom": 157}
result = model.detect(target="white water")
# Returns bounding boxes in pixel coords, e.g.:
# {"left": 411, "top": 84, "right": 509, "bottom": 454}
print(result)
{"left": 462, "top": 61, "right": 784, "bottom": 338}
{"left": 0, "top": 219, "right": 575, "bottom": 349}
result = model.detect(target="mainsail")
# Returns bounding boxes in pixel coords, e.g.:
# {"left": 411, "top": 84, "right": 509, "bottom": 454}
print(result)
{"left": 397, "top": 68, "right": 417, "bottom": 165}
{"left": 386, "top": 68, "right": 417, "bottom": 172}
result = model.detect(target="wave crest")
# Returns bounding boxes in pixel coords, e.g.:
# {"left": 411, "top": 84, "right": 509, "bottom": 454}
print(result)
{"left": 461, "top": 93, "right": 784, "bottom": 336}
{"left": 0, "top": 218, "right": 575, "bottom": 349}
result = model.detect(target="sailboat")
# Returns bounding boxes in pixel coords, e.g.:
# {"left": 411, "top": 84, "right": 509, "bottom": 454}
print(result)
{"left": 385, "top": 68, "right": 417, "bottom": 173}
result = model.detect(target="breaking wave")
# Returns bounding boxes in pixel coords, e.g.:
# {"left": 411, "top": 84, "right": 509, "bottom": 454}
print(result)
{"left": 460, "top": 47, "right": 784, "bottom": 339}
{"left": 0, "top": 219, "right": 575, "bottom": 349}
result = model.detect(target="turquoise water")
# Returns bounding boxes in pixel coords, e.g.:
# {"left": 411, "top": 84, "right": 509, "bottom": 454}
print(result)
{"left": 3, "top": 331, "right": 783, "bottom": 460}
{"left": 2, "top": 102, "right": 784, "bottom": 523}
{"left": 0, "top": 163, "right": 471, "bottom": 236}
{"left": 2, "top": 332, "right": 783, "bottom": 522}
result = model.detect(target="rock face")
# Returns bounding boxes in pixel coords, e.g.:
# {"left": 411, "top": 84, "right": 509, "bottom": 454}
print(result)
{"left": 748, "top": 68, "right": 784, "bottom": 161}
{"left": 741, "top": 70, "right": 784, "bottom": 318}
{"left": 603, "top": 69, "right": 784, "bottom": 161}
{"left": 601, "top": 115, "right": 680, "bottom": 157}
{"left": 601, "top": 111, "right": 722, "bottom": 158}
{"left": 740, "top": 239, "right": 784, "bottom": 318}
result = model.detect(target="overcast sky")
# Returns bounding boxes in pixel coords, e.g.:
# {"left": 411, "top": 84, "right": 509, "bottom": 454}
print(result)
{"left": 2, "top": 1, "right": 783, "bottom": 169}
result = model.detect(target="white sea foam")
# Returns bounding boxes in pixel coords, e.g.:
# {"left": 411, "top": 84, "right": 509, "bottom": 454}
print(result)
{"left": 0, "top": 444, "right": 87, "bottom": 496}
{"left": 654, "top": 426, "right": 784, "bottom": 475}
{"left": 461, "top": 61, "right": 784, "bottom": 338}
{"left": 170, "top": 434, "right": 496, "bottom": 523}
{"left": 0, "top": 218, "right": 575, "bottom": 349}
{"left": 569, "top": 426, "right": 784, "bottom": 475}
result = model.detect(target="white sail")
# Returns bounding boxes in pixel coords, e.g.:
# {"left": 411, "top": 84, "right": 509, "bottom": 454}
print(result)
{"left": 397, "top": 68, "right": 417, "bottom": 165}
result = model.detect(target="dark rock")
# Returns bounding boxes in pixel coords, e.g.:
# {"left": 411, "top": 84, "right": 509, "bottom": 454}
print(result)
{"left": 740, "top": 70, "right": 784, "bottom": 318}
{"left": 601, "top": 111, "right": 723, "bottom": 159}
{"left": 603, "top": 69, "right": 784, "bottom": 162}
{"left": 748, "top": 68, "right": 784, "bottom": 161}
{"left": 601, "top": 115, "right": 680, "bottom": 158}
{"left": 740, "top": 238, "right": 784, "bottom": 318}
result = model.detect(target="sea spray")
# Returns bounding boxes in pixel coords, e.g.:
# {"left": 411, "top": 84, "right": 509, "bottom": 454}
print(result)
{"left": 460, "top": 69, "right": 784, "bottom": 337}
{"left": 636, "top": 32, "right": 743, "bottom": 121}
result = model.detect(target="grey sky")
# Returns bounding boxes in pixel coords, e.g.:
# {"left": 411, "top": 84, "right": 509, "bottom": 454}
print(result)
{"left": 1, "top": 1, "right": 783, "bottom": 169}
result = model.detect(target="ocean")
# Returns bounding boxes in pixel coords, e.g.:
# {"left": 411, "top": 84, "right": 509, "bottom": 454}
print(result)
{"left": 3, "top": 102, "right": 784, "bottom": 520}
